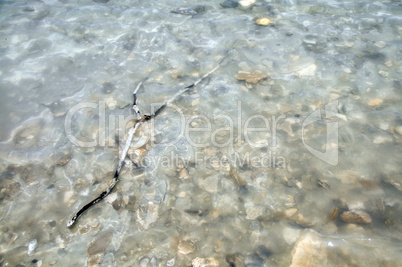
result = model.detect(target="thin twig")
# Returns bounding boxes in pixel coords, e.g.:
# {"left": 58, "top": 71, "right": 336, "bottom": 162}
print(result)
{"left": 133, "top": 78, "right": 147, "bottom": 119}
{"left": 67, "top": 45, "right": 234, "bottom": 227}
{"left": 67, "top": 117, "right": 149, "bottom": 227}
{"left": 328, "top": 207, "right": 341, "bottom": 223}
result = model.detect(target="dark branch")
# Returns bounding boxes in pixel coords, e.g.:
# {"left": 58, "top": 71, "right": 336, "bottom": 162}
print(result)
{"left": 67, "top": 44, "right": 235, "bottom": 227}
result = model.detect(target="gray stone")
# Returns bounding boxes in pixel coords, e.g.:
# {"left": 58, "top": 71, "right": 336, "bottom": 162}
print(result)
{"left": 244, "top": 253, "right": 263, "bottom": 266}
{"left": 283, "top": 227, "right": 300, "bottom": 245}
{"left": 245, "top": 204, "right": 265, "bottom": 220}
{"left": 102, "top": 82, "right": 116, "bottom": 94}
{"left": 220, "top": 1, "right": 239, "bottom": 8}
{"left": 177, "top": 240, "right": 195, "bottom": 255}
{"left": 383, "top": 175, "right": 402, "bottom": 191}
{"left": 171, "top": 5, "right": 208, "bottom": 15}
{"left": 87, "top": 232, "right": 113, "bottom": 256}
{"left": 197, "top": 174, "right": 219, "bottom": 193}
{"left": 136, "top": 202, "right": 159, "bottom": 230}
{"left": 256, "top": 245, "right": 272, "bottom": 259}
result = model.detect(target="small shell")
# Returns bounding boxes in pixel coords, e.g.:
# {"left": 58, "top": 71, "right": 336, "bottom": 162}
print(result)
{"left": 256, "top": 18, "right": 271, "bottom": 26}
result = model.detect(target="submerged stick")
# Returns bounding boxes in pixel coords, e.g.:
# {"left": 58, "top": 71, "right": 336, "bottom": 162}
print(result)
{"left": 67, "top": 171, "right": 119, "bottom": 227}
{"left": 328, "top": 207, "right": 341, "bottom": 223}
{"left": 67, "top": 119, "right": 147, "bottom": 227}
{"left": 67, "top": 48, "right": 232, "bottom": 227}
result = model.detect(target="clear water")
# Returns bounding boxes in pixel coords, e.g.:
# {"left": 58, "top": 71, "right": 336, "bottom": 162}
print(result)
{"left": 0, "top": 0, "right": 401, "bottom": 266}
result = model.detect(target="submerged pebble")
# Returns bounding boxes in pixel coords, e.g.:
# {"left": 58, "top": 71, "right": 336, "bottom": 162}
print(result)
{"left": 177, "top": 240, "right": 196, "bottom": 255}
{"left": 255, "top": 18, "right": 271, "bottom": 26}
{"left": 283, "top": 227, "right": 300, "bottom": 245}
{"left": 171, "top": 5, "right": 208, "bottom": 15}
{"left": 383, "top": 175, "right": 402, "bottom": 191}
{"left": 102, "top": 82, "right": 116, "bottom": 94}
{"left": 87, "top": 232, "right": 113, "bottom": 266}
{"left": 367, "top": 98, "right": 383, "bottom": 107}
{"left": 192, "top": 257, "right": 219, "bottom": 267}
{"left": 245, "top": 204, "right": 265, "bottom": 220}
{"left": 375, "top": 41, "right": 386, "bottom": 48}
{"left": 340, "top": 210, "right": 372, "bottom": 224}
{"left": 137, "top": 202, "right": 159, "bottom": 230}
{"left": 256, "top": 245, "right": 272, "bottom": 259}
{"left": 171, "top": 7, "right": 197, "bottom": 15}
{"left": 239, "top": 0, "right": 255, "bottom": 9}
{"left": 220, "top": 1, "right": 238, "bottom": 8}
{"left": 235, "top": 71, "right": 269, "bottom": 84}
{"left": 229, "top": 168, "right": 247, "bottom": 187}
{"left": 244, "top": 253, "right": 264, "bottom": 266}
{"left": 290, "top": 230, "right": 327, "bottom": 267}
{"left": 87, "top": 232, "right": 113, "bottom": 256}
{"left": 27, "top": 239, "right": 37, "bottom": 255}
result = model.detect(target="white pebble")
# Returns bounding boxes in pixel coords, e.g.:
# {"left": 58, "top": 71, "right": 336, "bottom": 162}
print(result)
{"left": 239, "top": 0, "right": 255, "bottom": 8}
{"left": 375, "top": 41, "right": 386, "bottom": 48}
{"left": 28, "top": 239, "right": 37, "bottom": 255}
{"left": 167, "top": 258, "right": 175, "bottom": 266}
{"left": 385, "top": 61, "right": 393, "bottom": 67}
{"left": 283, "top": 227, "right": 300, "bottom": 245}
{"left": 343, "top": 68, "right": 352, "bottom": 73}
{"left": 378, "top": 70, "right": 389, "bottom": 77}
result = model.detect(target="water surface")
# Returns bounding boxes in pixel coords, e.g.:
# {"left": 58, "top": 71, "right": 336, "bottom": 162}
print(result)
{"left": 0, "top": 0, "right": 401, "bottom": 266}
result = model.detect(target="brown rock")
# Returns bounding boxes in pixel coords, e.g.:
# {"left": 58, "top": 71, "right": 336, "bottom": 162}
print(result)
{"left": 87, "top": 232, "right": 113, "bottom": 266}
{"left": 54, "top": 151, "right": 72, "bottom": 166}
{"left": 87, "top": 232, "right": 113, "bottom": 256}
{"left": 229, "top": 168, "right": 246, "bottom": 187}
{"left": 235, "top": 71, "right": 269, "bottom": 84}
{"left": 368, "top": 98, "right": 383, "bottom": 107}
{"left": 88, "top": 254, "right": 103, "bottom": 266}
{"left": 359, "top": 180, "right": 380, "bottom": 190}
{"left": 340, "top": 210, "right": 372, "bottom": 224}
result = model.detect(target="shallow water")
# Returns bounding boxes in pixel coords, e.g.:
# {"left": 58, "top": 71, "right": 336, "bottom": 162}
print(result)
{"left": 0, "top": 0, "right": 401, "bottom": 266}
